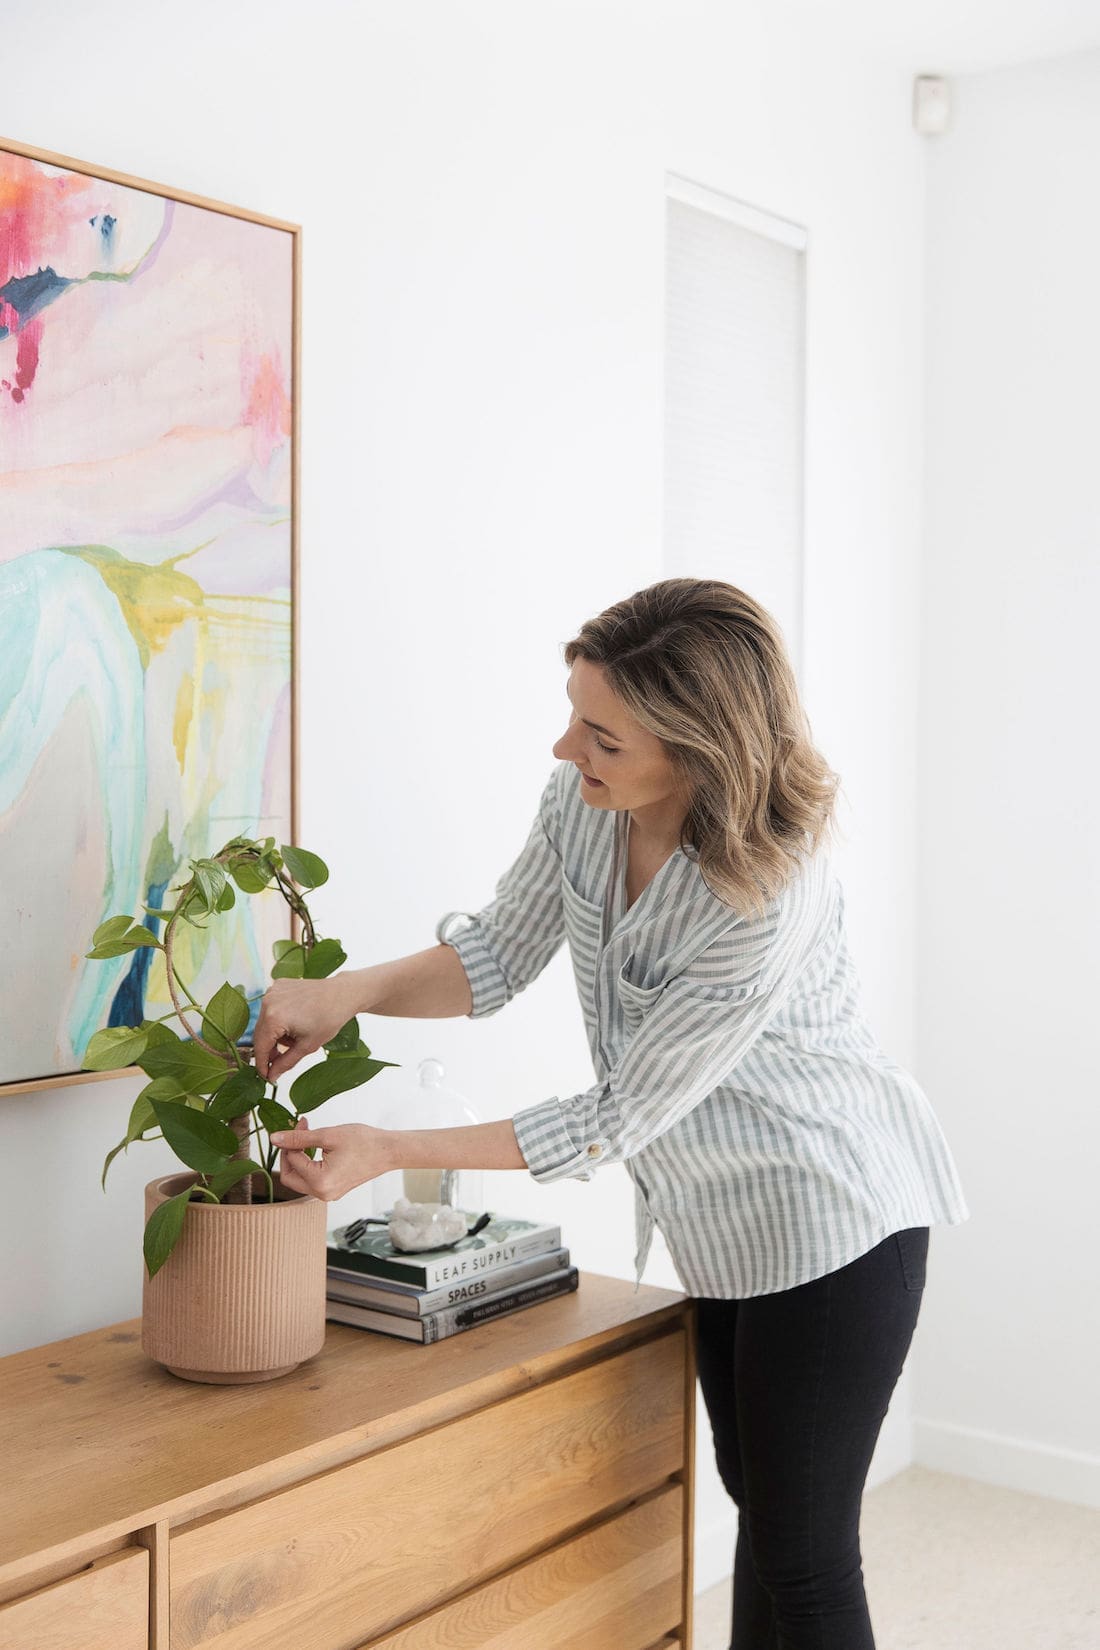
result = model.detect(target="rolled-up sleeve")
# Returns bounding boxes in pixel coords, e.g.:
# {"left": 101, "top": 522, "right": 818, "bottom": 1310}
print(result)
{"left": 512, "top": 849, "right": 832, "bottom": 1183}
{"left": 435, "top": 766, "right": 566, "bottom": 1019}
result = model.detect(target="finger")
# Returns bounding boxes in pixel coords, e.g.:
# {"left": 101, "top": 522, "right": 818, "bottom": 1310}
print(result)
{"left": 266, "top": 1037, "right": 302, "bottom": 1082}
{"left": 251, "top": 1010, "right": 273, "bottom": 1077}
{"left": 272, "top": 1127, "right": 324, "bottom": 1148}
{"left": 271, "top": 1037, "right": 322, "bottom": 1083}
{"left": 277, "top": 1159, "right": 310, "bottom": 1194}
{"left": 280, "top": 1148, "right": 329, "bottom": 1198}
{"left": 281, "top": 1146, "right": 320, "bottom": 1177}
{"left": 253, "top": 1009, "right": 292, "bottom": 1079}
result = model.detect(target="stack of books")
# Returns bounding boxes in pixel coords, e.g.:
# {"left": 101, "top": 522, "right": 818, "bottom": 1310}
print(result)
{"left": 325, "top": 1211, "right": 577, "bottom": 1343}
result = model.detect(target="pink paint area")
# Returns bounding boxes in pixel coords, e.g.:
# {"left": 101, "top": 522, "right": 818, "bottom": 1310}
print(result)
{"left": 241, "top": 345, "right": 292, "bottom": 471}
{"left": 0, "top": 154, "right": 129, "bottom": 403}
{"left": 2, "top": 312, "right": 41, "bottom": 403}
{"left": 0, "top": 151, "right": 292, "bottom": 571}
{"left": 0, "top": 154, "right": 102, "bottom": 284}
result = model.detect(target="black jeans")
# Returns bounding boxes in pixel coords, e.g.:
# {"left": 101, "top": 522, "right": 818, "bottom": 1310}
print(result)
{"left": 692, "top": 1226, "right": 929, "bottom": 1650}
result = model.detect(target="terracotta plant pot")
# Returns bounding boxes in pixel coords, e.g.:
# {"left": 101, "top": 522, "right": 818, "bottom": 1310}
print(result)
{"left": 141, "top": 1169, "right": 327, "bottom": 1384}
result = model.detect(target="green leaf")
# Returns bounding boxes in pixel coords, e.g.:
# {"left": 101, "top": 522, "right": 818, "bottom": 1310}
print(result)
{"left": 303, "top": 938, "right": 347, "bottom": 979}
{"left": 93, "top": 914, "right": 134, "bottom": 945}
{"left": 139, "top": 1038, "right": 233, "bottom": 1094}
{"left": 138, "top": 1072, "right": 191, "bottom": 1100}
{"left": 143, "top": 1189, "right": 194, "bottom": 1278}
{"left": 150, "top": 1099, "right": 239, "bottom": 1173}
{"left": 280, "top": 846, "right": 329, "bottom": 890}
{"left": 85, "top": 919, "right": 161, "bottom": 960}
{"left": 101, "top": 1140, "right": 127, "bottom": 1191}
{"left": 207, "top": 1066, "right": 266, "bottom": 1121}
{"left": 176, "top": 889, "right": 208, "bottom": 925}
{"left": 215, "top": 881, "right": 236, "bottom": 912}
{"left": 201, "top": 982, "right": 250, "bottom": 1053}
{"left": 323, "top": 1017, "right": 362, "bottom": 1055}
{"left": 258, "top": 1096, "right": 296, "bottom": 1135}
{"left": 100, "top": 1075, "right": 192, "bottom": 1191}
{"left": 125, "top": 1098, "right": 157, "bottom": 1148}
{"left": 126, "top": 924, "right": 162, "bottom": 946}
{"left": 204, "top": 1159, "right": 270, "bottom": 1201}
{"left": 190, "top": 860, "right": 228, "bottom": 913}
{"left": 83, "top": 1025, "right": 149, "bottom": 1071}
{"left": 289, "top": 1054, "right": 399, "bottom": 1109}
{"left": 139, "top": 1019, "right": 185, "bottom": 1049}
{"left": 271, "top": 941, "right": 306, "bottom": 980}
{"left": 141, "top": 906, "right": 178, "bottom": 922}
{"left": 231, "top": 859, "right": 271, "bottom": 894}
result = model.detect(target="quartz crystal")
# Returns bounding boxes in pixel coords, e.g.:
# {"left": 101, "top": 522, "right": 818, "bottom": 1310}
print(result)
{"left": 388, "top": 1196, "right": 468, "bottom": 1252}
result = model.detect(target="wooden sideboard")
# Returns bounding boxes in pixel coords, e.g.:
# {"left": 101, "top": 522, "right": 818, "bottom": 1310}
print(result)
{"left": 0, "top": 1271, "right": 696, "bottom": 1650}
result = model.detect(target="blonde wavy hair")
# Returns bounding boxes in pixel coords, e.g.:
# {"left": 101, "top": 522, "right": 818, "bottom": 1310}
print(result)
{"left": 563, "top": 578, "right": 844, "bottom": 920}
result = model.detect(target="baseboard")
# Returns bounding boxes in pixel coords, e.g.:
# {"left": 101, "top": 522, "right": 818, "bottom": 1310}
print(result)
{"left": 914, "top": 1416, "right": 1100, "bottom": 1509}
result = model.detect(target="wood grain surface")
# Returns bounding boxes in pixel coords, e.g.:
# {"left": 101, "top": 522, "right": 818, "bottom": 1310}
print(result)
{"left": 169, "top": 1330, "right": 685, "bottom": 1649}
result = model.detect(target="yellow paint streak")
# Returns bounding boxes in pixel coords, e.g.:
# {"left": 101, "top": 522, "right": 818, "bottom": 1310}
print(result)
{"left": 65, "top": 545, "right": 206, "bottom": 669}
{"left": 62, "top": 543, "right": 290, "bottom": 672}
{"left": 173, "top": 672, "right": 195, "bottom": 773}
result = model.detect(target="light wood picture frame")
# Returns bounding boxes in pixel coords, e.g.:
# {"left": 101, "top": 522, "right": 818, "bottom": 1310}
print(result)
{"left": 0, "top": 136, "right": 300, "bottom": 1095}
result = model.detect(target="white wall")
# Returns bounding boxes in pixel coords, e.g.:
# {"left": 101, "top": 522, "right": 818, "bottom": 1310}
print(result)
{"left": 1, "top": 0, "right": 938, "bottom": 1591}
{"left": 655, "top": 3, "right": 930, "bottom": 1586}
{"left": 916, "top": 48, "right": 1100, "bottom": 1505}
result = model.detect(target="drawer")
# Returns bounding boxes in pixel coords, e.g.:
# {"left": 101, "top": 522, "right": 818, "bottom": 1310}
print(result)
{"left": 171, "top": 1328, "right": 686, "bottom": 1650}
{"left": 0, "top": 1547, "right": 148, "bottom": 1650}
{"left": 361, "top": 1482, "right": 683, "bottom": 1649}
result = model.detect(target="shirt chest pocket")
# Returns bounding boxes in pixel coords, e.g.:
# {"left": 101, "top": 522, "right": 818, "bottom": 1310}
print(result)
{"left": 616, "top": 956, "right": 665, "bottom": 1031}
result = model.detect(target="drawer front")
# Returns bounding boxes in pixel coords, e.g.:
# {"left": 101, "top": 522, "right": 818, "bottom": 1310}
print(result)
{"left": 171, "top": 1328, "right": 686, "bottom": 1650}
{"left": 361, "top": 1482, "right": 683, "bottom": 1649}
{"left": 0, "top": 1547, "right": 148, "bottom": 1650}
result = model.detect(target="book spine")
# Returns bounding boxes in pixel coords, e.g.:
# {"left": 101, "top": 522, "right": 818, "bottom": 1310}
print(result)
{"left": 325, "top": 1300, "right": 426, "bottom": 1339}
{"left": 421, "top": 1267, "right": 579, "bottom": 1343}
{"left": 326, "top": 1226, "right": 562, "bottom": 1289}
{"left": 326, "top": 1248, "right": 571, "bottom": 1315}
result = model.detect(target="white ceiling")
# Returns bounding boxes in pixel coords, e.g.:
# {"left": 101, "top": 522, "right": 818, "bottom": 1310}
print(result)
{"left": 785, "top": 0, "right": 1100, "bottom": 75}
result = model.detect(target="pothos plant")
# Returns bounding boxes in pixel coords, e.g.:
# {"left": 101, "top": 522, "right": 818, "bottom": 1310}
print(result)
{"left": 83, "top": 835, "right": 398, "bottom": 1280}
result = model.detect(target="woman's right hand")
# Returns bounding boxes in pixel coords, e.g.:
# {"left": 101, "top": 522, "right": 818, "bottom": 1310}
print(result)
{"left": 251, "top": 974, "right": 363, "bottom": 1083}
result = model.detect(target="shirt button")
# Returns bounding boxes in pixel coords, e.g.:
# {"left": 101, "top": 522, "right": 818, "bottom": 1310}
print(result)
{"left": 587, "top": 1143, "right": 603, "bottom": 1157}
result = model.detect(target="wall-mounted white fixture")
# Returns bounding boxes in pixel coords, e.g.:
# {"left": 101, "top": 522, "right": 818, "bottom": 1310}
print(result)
{"left": 913, "top": 75, "right": 951, "bottom": 136}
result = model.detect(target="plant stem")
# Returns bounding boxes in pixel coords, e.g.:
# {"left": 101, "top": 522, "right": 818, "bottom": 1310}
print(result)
{"left": 273, "top": 869, "right": 316, "bottom": 949}
{"left": 162, "top": 910, "right": 223, "bottom": 1057}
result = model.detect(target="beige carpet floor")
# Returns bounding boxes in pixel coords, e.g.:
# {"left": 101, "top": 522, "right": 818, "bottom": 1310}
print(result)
{"left": 692, "top": 1465, "right": 1099, "bottom": 1650}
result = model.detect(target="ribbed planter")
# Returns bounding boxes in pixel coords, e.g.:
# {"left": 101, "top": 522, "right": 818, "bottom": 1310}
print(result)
{"left": 141, "top": 1170, "right": 327, "bottom": 1384}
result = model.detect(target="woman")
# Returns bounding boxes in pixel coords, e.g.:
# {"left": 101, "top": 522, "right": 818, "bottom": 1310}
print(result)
{"left": 255, "top": 577, "right": 969, "bottom": 1650}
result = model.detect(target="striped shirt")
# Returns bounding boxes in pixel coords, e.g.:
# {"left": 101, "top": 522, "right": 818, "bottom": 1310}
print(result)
{"left": 435, "top": 759, "right": 970, "bottom": 1298}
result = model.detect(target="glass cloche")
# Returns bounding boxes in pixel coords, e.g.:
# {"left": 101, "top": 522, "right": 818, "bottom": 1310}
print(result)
{"left": 368, "top": 1056, "right": 485, "bottom": 1219}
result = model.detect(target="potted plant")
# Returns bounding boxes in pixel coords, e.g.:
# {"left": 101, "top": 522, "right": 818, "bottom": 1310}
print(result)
{"left": 83, "top": 834, "right": 398, "bottom": 1384}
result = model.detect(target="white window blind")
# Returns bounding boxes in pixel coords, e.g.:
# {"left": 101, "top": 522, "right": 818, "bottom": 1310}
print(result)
{"left": 662, "top": 178, "right": 806, "bottom": 675}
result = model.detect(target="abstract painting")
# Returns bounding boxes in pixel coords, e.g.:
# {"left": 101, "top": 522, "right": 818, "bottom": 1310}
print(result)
{"left": 0, "top": 139, "right": 298, "bottom": 1091}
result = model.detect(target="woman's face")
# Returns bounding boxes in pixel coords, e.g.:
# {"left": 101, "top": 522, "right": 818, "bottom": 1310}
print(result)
{"left": 552, "top": 657, "right": 688, "bottom": 820}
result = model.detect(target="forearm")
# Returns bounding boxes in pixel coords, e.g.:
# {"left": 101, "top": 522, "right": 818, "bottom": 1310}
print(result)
{"left": 380, "top": 1118, "right": 528, "bottom": 1172}
{"left": 342, "top": 944, "right": 473, "bottom": 1018}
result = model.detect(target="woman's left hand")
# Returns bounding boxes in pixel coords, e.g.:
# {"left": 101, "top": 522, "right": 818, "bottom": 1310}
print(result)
{"left": 270, "top": 1118, "right": 391, "bottom": 1202}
